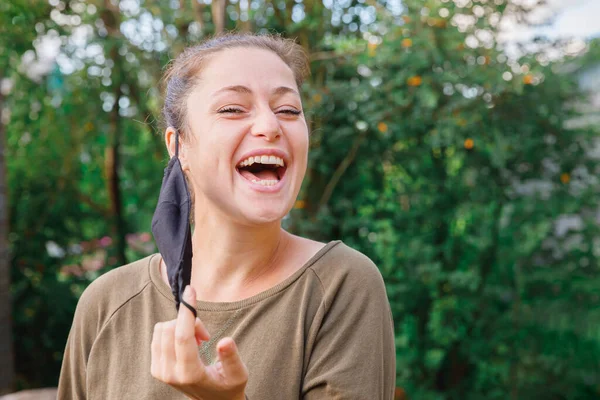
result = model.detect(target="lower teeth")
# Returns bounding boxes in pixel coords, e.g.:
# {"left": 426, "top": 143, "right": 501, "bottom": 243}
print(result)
{"left": 251, "top": 179, "right": 278, "bottom": 186}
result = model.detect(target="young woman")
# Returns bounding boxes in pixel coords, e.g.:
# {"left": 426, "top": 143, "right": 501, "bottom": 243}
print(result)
{"left": 58, "top": 33, "right": 396, "bottom": 400}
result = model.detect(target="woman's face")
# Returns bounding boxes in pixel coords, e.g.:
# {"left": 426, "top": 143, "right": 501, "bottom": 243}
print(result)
{"left": 179, "top": 47, "right": 308, "bottom": 226}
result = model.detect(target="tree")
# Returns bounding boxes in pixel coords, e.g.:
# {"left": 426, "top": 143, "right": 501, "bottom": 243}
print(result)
{"left": 0, "top": 0, "right": 51, "bottom": 393}
{"left": 290, "top": 1, "right": 600, "bottom": 398}
{"left": 0, "top": 55, "right": 13, "bottom": 396}
{"left": 4, "top": 0, "right": 600, "bottom": 397}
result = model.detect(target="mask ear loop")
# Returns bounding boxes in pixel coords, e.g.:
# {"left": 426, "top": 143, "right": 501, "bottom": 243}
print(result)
{"left": 174, "top": 129, "right": 180, "bottom": 159}
{"left": 173, "top": 129, "right": 198, "bottom": 319}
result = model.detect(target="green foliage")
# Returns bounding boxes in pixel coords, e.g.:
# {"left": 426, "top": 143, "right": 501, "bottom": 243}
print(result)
{"left": 4, "top": 0, "right": 600, "bottom": 397}
{"left": 293, "top": 2, "right": 600, "bottom": 398}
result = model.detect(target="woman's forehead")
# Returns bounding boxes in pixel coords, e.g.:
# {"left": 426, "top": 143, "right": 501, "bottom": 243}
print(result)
{"left": 197, "top": 48, "right": 298, "bottom": 93}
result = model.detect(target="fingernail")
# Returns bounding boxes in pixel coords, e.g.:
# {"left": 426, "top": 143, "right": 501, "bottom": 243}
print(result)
{"left": 218, "top": 338, "right": 234, "bottom": 354}
{"left": 218, "top": 344, "right": 230, "bottom": 354}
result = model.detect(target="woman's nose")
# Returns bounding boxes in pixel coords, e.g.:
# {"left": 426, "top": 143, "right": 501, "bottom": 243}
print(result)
{"left": 250, "top": 109, "right": 281, "bottom": 141}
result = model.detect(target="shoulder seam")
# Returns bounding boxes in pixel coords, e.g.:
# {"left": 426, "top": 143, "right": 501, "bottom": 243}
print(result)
{"left": 96, "top": 280, "right": 153, "bottom": 338}
{"left": 305, "top": 241, "right": 344, "bottom": 311}
{"left": 307, "top": 268, "right": 327, "bottom": 309}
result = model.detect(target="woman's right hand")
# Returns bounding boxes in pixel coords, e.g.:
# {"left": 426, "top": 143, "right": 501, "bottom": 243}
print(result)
{"left": 151, "top": 285, "right": 248, "bottom": 400}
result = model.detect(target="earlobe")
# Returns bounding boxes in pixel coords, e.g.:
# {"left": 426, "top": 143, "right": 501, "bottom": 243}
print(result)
{"left": 176, "top": 141, "right": 188, "bottom": 169}
{"left": 179, "top": 157, "right": 191, "bottom": 172}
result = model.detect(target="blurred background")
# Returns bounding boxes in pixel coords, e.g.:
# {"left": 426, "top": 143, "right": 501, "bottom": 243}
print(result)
{"left": 1, "top": 0, "right": 600, "bottom": 399}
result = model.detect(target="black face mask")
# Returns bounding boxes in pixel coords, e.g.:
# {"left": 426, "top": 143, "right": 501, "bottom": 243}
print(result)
{"left": 151, "top": 132, "right": 197, "bottom": 318}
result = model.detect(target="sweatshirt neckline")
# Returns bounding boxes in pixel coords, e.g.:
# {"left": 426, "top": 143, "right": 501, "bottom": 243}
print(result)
{"left": 148, "top": 240, "right": 341, "bottom": 311}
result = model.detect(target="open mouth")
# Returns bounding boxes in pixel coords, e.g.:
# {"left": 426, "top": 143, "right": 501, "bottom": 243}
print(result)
{"left": 236, "top": 155, "right": 287, "bottom": 187}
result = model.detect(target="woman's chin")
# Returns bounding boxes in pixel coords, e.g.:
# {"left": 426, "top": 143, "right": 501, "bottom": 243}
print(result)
{"left": 239, "top": 202, "right": 290, "bottom": 225}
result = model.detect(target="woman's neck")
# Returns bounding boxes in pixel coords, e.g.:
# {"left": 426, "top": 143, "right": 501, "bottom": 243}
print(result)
{"left": 187, "top": 212, "right": 290, "bottom": 302}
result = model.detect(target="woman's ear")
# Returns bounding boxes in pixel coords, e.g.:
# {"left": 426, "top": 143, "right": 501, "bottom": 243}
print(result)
{"left": 165, "top": 126, "right": 178, "bottom": 158}
{"left": 165, "top": 127, "right": 191, "bottom": 171}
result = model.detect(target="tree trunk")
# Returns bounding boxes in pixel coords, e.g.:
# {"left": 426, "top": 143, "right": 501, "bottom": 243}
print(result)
{"left": 106, "top": 50, "right": 127, "bottom": 266}
{"left": 237, "top": 0, "right": 251, "bottom": 32}
{"left": 0, "top": 76, "right": 15, "bottom": 395}
{"left": 212, "top": 0, "right": 227, "bottom": 34}
{"left": 102, "top": 1, "right": 127, "bottom": 266}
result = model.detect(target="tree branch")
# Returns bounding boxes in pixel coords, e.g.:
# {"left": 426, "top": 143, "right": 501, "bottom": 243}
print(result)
{"left": 316, "top": 130, "right": 367, "bottom": 213}
{"left": 77, "top": 192, "right": 110, "bottom": 217}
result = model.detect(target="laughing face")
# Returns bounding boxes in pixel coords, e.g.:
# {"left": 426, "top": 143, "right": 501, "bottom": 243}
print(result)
{"left": 179, "top": 47, "right": 309, "bottom": 226}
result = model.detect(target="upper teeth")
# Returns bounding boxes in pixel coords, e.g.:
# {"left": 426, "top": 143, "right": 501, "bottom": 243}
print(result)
{"left": 238, "top": 155, "right": 285, "bottom": 168}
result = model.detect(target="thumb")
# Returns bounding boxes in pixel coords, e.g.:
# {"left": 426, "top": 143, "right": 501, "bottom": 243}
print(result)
{"left": 216, "top": 337, "right": 248, "bottom": 384}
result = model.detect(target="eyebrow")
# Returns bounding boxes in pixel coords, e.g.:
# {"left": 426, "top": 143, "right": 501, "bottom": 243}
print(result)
{"left": 213, "top": 85, "right": 300, "bottom": 97}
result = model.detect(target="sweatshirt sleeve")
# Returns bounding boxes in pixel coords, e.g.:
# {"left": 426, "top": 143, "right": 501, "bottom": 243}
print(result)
{"left": 302, "top": 256, "right": 396, "bottom": 399}
{"left": 57, "top": 282, "right": 103, "bottom": 400}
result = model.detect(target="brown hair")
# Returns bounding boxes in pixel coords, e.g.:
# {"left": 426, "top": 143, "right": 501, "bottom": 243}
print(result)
{"left": 162, "top": 32, "right": 310, "bottom": 139}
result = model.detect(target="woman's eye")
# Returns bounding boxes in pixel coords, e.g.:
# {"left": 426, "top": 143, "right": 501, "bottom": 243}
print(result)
{"left": 218, "top": 107, "right": 301, "bottom": 115}
{"left": 278, "top": 109, "right": 302, "bottom": 116}
{"left": 218, "top": 107, "right": 244, "bottom": 114}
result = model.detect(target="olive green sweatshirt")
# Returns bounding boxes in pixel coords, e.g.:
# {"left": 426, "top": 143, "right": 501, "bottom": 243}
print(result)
{"left": 58, "top": 241, "right": 396, "bottom": 399}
